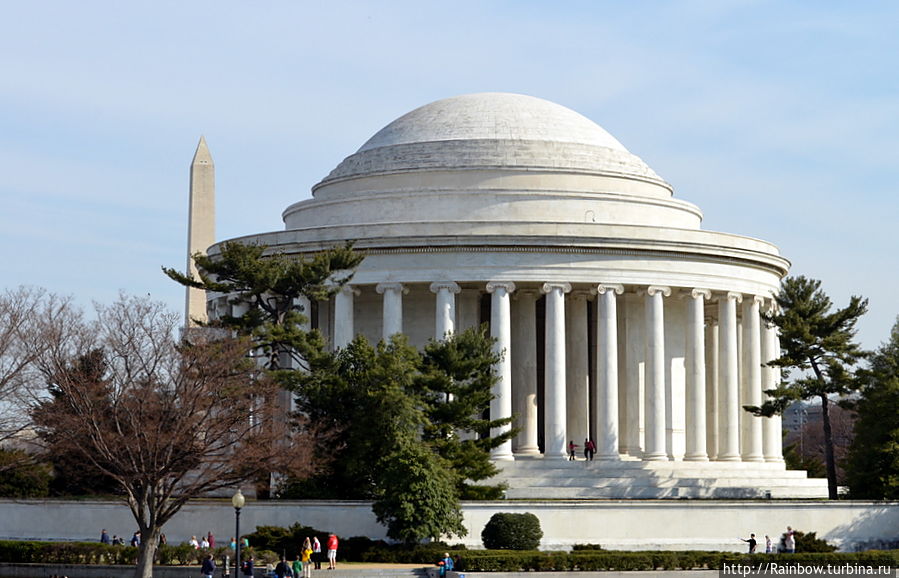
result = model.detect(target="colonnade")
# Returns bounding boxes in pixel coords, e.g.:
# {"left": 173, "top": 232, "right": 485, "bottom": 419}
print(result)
{"left": 328, "top": 281, "right": 784, "bottom": 464}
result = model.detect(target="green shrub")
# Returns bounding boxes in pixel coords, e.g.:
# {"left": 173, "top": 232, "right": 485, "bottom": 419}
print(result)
{"left": 571, "top": 543, "right": 604, "bottom": 550}
{"left": 480, "top": 512, "right": 543, "bottom": 550}
{"left": 796, "top": 531, "right": 839, "bottom": 553}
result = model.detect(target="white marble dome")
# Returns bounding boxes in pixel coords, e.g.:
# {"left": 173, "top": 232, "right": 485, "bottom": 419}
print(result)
{"left": 314, "top": 92, "right": 671, "bottom": 201}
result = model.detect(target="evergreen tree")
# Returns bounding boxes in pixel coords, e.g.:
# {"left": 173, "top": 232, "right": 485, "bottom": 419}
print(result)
{"left": 418, "top": 327, "right": 511, "bottom": 499}
{"left": 846, "top": 317, "right": 899, "bottom": 498}
{"left": 290, "top": 328, "right": 512, "bottom": 541}
{"left": 747, "top": 275, "right": 868, "bottom": 499}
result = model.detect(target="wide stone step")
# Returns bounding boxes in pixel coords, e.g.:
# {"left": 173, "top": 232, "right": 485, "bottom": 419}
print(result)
{"left": 494, "top": 475, "right": 826, "bottom": 488}
{"left": 503, "top": 483, "right": 829, "bottom": 499}
{"left": 496, "top": 469, "right": 811, "bottom": 480}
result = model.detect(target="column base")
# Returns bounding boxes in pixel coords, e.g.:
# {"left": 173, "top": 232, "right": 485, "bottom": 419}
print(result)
{"left": 642, "top": 452, "right": 668, "bottom": 461}
{"left": 764, "top": 457, "right": 785, "bottom": 464}
{"left": 741, "top": 455, "right": 765, "bottom": 463}
{"left": 597, "top": 453, "right": 621, "bottom": 461}
{"left": 717, "top": 454, "right": 742, "bottom": 462}
{"left": 491, "top": 453, "right": 515, "bottom": 462}
{"left": 514, "top": 446, "right": 541, "bottom": 457}
{"left": 684, "top": 454, "right": 710, "bottom": 462}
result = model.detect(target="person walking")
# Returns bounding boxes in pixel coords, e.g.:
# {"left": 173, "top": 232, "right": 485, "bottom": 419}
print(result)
{"left": 100, "top": 529, "right": 110, "bottom": 544}
{"left": 584, "top": 438, "right": 596, "bottom": 461}
{"left": 201, "top": 554, "right": 216, "bottom": 578}
{"left": 327, "top": 533, "right": 339, "bottom": 570}
{"left": 567, "top": 440, "right": 578, "bottom": 460}
{"left": 207, "top": 531, "right": 215, "bottom": 549}
{"left": 292, "top": 557, "right": 302, "bottom": 578}
{"left": 765, "top": 535, "right": 772, "bottom": 553}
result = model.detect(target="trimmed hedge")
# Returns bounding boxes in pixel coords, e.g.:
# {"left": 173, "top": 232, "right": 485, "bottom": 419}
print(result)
{"left": 1, "top": 540, "right": 897, "bottom": 570}
{"left": 453, "top": 551, "right": 899, "bottom": 572}
{"left": 0, "top": 541, "right": 274, "bottom": 566}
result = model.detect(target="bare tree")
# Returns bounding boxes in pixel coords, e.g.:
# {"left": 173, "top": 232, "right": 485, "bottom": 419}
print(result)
{"left": 32, "top": 294, "right": 313, "bottom": 578}
{"left": 0, "top": 287, "right": 79, "bottom": 460}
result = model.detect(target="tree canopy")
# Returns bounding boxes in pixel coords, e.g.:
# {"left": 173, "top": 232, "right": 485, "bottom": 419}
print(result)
{"left": 31, "top": 294, "right": 312, "bottom": 578}
{"left": 163, "top": 240, "right": 363, "bottom": 371}
{"left": 846, "top": 317, "right": 899, "bottom": 499}
{"left": 748, "top": 275, "right": 868, "bottom": 499}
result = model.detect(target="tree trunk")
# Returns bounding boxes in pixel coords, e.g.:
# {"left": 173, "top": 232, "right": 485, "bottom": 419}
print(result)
{"left": 134, "top": 533, "right": 158, "bottom": 578}
{"left": 820, "top": 394, "right": 839, "bottom": 499}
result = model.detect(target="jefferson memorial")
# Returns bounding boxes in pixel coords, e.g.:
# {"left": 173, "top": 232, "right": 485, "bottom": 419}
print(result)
{"left": 197, "top": 93, "right": 828, "bottom": 499}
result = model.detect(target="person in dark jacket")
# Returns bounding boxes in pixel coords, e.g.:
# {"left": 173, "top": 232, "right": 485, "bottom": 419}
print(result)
{"left": 201, "top": 554, "right": 216, "bottom": 578}
{"left": 274, "top": 557, "right": 292, "bottom": 578}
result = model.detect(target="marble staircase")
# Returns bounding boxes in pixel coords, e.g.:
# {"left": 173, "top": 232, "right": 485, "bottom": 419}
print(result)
{"left": 493, "top": 458, "right": 829, "bottom": 499}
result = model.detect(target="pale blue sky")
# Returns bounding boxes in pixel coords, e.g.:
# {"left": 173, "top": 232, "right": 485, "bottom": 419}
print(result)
{"left": 1, "top": 1, "right": 896, "bottom": 349}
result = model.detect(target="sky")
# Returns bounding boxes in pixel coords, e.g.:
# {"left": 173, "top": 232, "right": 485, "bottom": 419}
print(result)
{"left": 1, "top": 1, "right": 897, "bottom": 350}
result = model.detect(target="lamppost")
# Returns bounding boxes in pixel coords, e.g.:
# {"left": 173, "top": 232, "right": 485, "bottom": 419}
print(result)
{"left": 232, "top": 489, "right": 245, "bottom": 578}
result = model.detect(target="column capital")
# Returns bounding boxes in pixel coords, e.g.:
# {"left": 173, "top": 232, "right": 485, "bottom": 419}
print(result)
{"left": 690, "top": 288, "right": 712, "bottom": 300}
{"left": 749, "top": 294, "right": 766, "bottom": 307}
{"left": 725, "top": 291, "right": 743, "bottom": 303}
{"left": 429, "top": 281, "right": 461, "bottom": 294}
{"left": 376, "top": 282, "right": 408, "bottom": 295}
{"left": 643, "top": 285, "right": 671, "bottom": 297}
{"left": 486, "top": 281, "right": 516, "bottom": 294}
{"left": 597, "top": 283, "right": 625, "bottom": 295}
{"left": 338, "top": 285, "right": 360, "bottom": 296}
{"left": 541, "top": 281, "right": 572, "bottom": 295}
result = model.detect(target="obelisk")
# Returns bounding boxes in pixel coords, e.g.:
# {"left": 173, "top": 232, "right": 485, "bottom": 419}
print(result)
{"left": 185, "top": 136, "right": 215, "bottom": 326}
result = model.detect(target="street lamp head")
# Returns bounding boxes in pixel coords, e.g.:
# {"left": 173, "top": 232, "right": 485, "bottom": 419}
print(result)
{"left": 232, "top": 488, "right": 245, "bottom": 509}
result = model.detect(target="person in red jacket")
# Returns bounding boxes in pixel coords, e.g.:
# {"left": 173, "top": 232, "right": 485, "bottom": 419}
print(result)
{"left": 327, "top": 533, "right": 339, "bottom": 570}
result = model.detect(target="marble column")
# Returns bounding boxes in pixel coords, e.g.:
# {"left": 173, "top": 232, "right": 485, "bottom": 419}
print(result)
{"left": 543, "top": 282, "right": 571, "bottom": 460}
{"left": 487, "top": 281, "right": 516, "bottom": 461}
{"left": 596, "top": 284, "right": 624, "bottom": 460}
{"left": 430, "top": 282, "right": 461, "bottom": 340}
{"left": 376, "top": 282, "right": 407, "bottom": 340}
{"left": 512, "top": 289, "right": 540, "bottom": 456}
{"left": 741, "top": 295, "right": 765, "bottom": 462}
{"left": 643, "top": 285, "right": 671, "bottom": 461}
{"left": 621, "top": 293, "right": 645, "bottom": 456}
{"left": 762, "top": 303, "right": 785, "bottom": 462}
{"left": 685, "top": 289, "right": 711, "bottom": 461}
{"left": 332, "top": 285, "right": 358, "bottom": 349}
{"left": 717, "top": 292, "right": 742, "bottom": 461}
{"left": 566, "top": 290, "right": 590, "bottom": 444}
{"left": 705, "top": 317, "right": 719, "bottom": 460}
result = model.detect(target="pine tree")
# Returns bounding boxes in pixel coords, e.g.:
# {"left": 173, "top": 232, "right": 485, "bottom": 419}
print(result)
{"left": 747, "top": 276, "right": 868, "bottom": 499}
{"left": 163, "top": 240, "right": 363, "bottom": 371}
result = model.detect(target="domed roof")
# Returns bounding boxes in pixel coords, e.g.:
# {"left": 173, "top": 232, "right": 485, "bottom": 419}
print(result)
{"left": 357, "top": 92, "right": 628, "bottom": 153}
{"left": 316, "top": 92, "right": 668, "bottom": 189}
